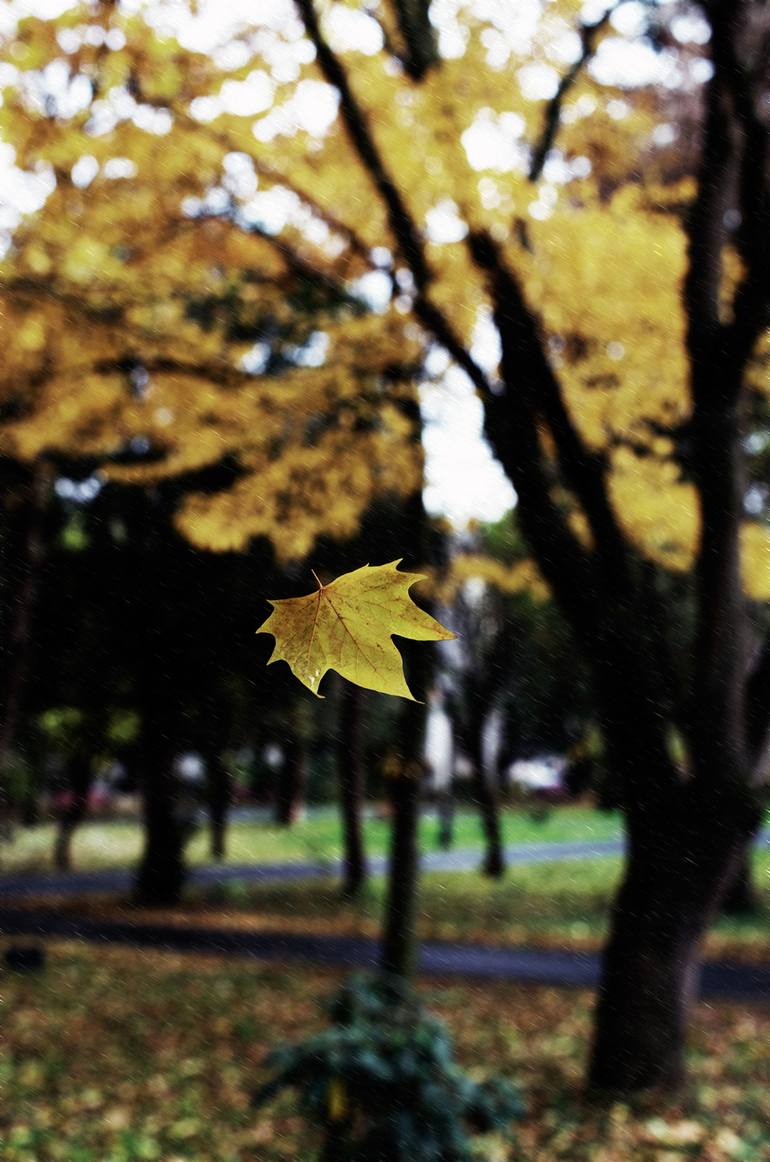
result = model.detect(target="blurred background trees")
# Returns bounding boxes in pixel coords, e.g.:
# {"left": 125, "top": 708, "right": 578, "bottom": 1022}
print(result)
{"left": 0, "top": 0, "right": 768, "bottom": 1102}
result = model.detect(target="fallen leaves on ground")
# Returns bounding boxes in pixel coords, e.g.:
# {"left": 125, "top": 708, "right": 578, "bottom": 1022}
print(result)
{"left": 1, "top": 941, "right": 769, "bottom": 1161}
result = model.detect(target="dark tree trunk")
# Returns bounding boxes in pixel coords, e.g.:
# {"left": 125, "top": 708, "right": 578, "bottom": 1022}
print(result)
{"left": 467, "top": 705, "right": 505, "bottom": 878}
{"left": 53, "top": 806, "right": 84, "bottom": 872}
{"left": 379, "top": 722, "right": 423, "bottom": 980}
{"left": 19, "top": 791, "right": 40, "bottom": 828}
{"left": 53, "top": 752, "right": 91, "bottom": 872}
{"left": 204, "top": 747, "right": 231, "bottom": 863}
{"left": 589, "top": 795, "right": 755, "bottom": 1092}
{"left": 274, "top": 736, "right": 307, "bottom": 827}
{"left": 134, "top": 756, "right": 189, "bottom": 907}
{"left": 721, "top": 845, "right": 758, "bottom": 916}
{"left": 319, "top": 1123, "right": 347, "bottom": 1162}
{"left": 0, "top": 460, "right": 51, "bottom": 829}
{"left": 337, "top": 682, "right": 368, "bottom": 898}
{"left": 133, "top": 679, "right": 190, "bottom": 907}
{"left": 379, "top": 488, "right": 433, "bottom": 981}
{"left": 435, "top": 780, "right": 454, "bottom": 850}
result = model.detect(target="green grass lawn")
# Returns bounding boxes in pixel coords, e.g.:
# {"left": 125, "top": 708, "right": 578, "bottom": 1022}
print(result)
{"left": 40, "top": 849, "right": 769, "bottom": 966}
{"left": 180, "top": 848, "right": 769, "bottom": 960}
{"left": 0, "top": 803, "right": 622, "bottom": 876}
{"left": 5, "top": 804, "right": 768, "bottom": 963}
{"left": 2, "top": 940, "right": 769, "bottom": 1161}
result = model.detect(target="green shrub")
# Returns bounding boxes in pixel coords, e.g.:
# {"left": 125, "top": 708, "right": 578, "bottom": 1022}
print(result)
{"left": 254, "top": 973, "right": 522, "bottom": 1161}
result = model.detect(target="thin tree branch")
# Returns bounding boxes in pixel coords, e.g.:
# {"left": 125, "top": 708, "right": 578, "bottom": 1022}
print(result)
{"left": 412, "top": 298, "right": 490, "bottom": 395}
{"left": 387, "top": 0, "right": 438, "bottom": 81}
{"left": 297, "top": 0, "right": 431, "bottom": 291}
{"left": 295, "top": 0, "right": 492, "bottom": 396}
{"left": 466, "top": 230, "right": 633, "bottom": 595}
{"left": 529, "top": 3, "right": 618, "bottom": 182}
{"left": 171, "top": 109, "right": 378, "bottom": 269}
{"left": 466, "top": 228, "right": 681, "bottom": 797}
{"left": 90, "top": 355, "right": 260, "bottom": 388}
{"left": 462, "top": 234, "right": 599, "bottom": 633}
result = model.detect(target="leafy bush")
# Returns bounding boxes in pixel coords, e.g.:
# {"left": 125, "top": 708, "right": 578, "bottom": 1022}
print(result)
{"left": 254, "top": 973, "right": 522, "bottom": 1161}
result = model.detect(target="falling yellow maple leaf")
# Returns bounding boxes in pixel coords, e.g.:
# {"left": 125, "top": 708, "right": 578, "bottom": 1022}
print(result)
{"left": 256, "top": 560, "right": 455, "bottom": 700}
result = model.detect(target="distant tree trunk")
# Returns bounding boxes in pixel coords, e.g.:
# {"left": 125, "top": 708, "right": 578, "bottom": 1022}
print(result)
{"left": 204, "top": 745, "right": 232, "bottom": 862}
{"left": 466, "top": 703, "right": 505, "bottom": 878}
{"left": 53, "top": 749, "right": 92, "bottom": 872}
{"left": 53, "top": 796, "right": 87, "bottom": 872}
{"left": 0, "top": 460, "right": 51, "bottom": 830}
{"left": 274, "top": 736, "right": 307, "bottom": 827}
{"left": 337, "top": 682, "right": 368, "bottom": 897}
{"left": 435, "top": 780, "right": 454, "bottom": 850}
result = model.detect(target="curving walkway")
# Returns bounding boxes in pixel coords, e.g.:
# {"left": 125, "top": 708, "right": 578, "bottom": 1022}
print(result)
{"left": 1, "top": 904, "right": 769, "bottom": 1003}
{"left": 0, "top": 838, "right": 627, "bottom": 899}
{"left": 2, "top": 832, "right": 769, "bottom": 900}
{"left": 2, "top": 834, "right": 769, "bottom": 1000}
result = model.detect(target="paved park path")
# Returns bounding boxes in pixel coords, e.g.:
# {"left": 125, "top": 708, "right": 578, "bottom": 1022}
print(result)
{"left": 1, "top": 833, "right": 770, "bottom": 1002}
{"left": 1, "top": 903, "right": 769, "bottom": 1003}
{"left": 2, "top": 832, "right": 769, "bottom": 899}
{"left": 0, "top": 837, "right": 626, "bottom": 899}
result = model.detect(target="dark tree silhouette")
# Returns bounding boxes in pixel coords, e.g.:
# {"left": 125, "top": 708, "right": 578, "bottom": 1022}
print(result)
{"left": 296, "top": 0, "right": 770, "bottom": 1091}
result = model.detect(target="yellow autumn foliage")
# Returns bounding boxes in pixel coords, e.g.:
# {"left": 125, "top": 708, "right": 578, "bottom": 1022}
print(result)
{"left": 0, "top": 0, "right": 767, "bottom": 590}
{"left": 429, "top": 554, "right": 550, "bottom": 606}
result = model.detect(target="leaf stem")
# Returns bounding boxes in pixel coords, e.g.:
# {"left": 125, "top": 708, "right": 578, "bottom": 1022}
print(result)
{"left": 311, "top": 568, "right": 323, "bottom": 590}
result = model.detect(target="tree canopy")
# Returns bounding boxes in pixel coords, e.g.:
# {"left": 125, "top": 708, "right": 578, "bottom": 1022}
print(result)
{"left": 2, "top": 0, "right": 768, "bottom": 585}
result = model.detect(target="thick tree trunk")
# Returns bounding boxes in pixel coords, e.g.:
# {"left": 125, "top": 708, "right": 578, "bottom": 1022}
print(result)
{"left": 337, "top": 682, "right": 368, "bottom": 898}
{"left": 297, "top": 0, "right": 770, "bottom": 1103}
{"left": 589, "top": 799, "right": 754, "bottom": 1092}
